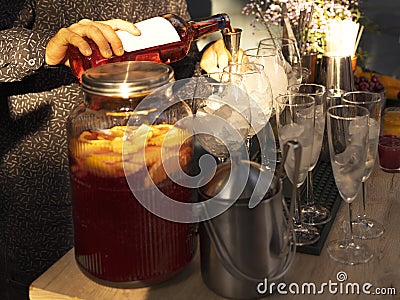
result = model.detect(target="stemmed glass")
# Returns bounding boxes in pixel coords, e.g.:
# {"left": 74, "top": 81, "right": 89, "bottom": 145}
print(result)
{"left": 223, "top": 63, "right": 274, "bottom": 151}
{"left": 192, "top": 72, "right": 251, "bottom": 164}
{"left": 326, "top": 105, "right": 373, "bottom": 265}
{"left": 258, "top": 37, "right": 302, "bottom": 85}
{"left": 342, "top": 91, "right": 384, "bottom": 239}
{"left": 243, "top": 46, "right": 289, "bottom": 101}
{"left": 320, "top": 89, "right": 346, "bottom": 162}
{"left": 288, "top": 84, "right": 331, "bottom": 225}
{"left": 275, "top": 93, "right": 320, "bottom": 246}
{"left": 242, "top": 47, "right": 289, "bottom": 165}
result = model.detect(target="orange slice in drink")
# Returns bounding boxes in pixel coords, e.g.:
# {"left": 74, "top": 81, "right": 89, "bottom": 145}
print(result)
{"left": 85, "top": 152, "right": 124, "bottom": 177}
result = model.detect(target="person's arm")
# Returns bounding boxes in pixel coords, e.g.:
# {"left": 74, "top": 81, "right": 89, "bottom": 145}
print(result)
{"left": 0, "top": 0, "right": 140, "bottom": 83}
{"left": 0, "top": 0, "right": 56, "bottom": 82}
{"left": 0, "top": 0, "right": 60, "bottom": 82}
{"left": 0, "top": 27, "right": 54, "bottom": 82}
{"left": 45, "top": 19, "right": 140, "bottom": 67}
{"left": 0, "top": 1, "right": 27, "bottom": 30}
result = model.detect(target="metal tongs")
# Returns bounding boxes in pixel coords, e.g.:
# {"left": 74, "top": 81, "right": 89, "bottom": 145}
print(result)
{"left": 277, "top": 140, "right": 302, "bottom": 236}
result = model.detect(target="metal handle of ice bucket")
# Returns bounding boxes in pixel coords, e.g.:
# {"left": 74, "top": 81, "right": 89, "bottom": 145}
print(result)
{"left": 203, "top": 140, "right": 301, "bottom": 284}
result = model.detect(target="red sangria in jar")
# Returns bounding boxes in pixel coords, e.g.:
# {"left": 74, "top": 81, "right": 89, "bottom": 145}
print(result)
{"left": 67, "top": 61, "right": 197, "bottom": 287}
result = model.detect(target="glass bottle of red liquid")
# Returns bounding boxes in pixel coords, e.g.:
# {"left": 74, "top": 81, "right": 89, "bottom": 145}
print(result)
{"left": 67, "top": 61, "right": 197, "bottom": 287}
{"left": 68, "top": 13, "right": 231, "bottom": 81}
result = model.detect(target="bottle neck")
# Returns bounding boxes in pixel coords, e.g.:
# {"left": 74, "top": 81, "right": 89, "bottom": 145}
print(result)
{"left": 189, "top": 13, "right": 231, "bottom": 41}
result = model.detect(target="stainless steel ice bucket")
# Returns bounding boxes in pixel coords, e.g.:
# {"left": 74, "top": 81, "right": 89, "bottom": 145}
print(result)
{"left": 198, "top": 142, "right": 299, "bottom": 299}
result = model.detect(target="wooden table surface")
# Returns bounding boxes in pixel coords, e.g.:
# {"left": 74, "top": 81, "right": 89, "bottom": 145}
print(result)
{"left": 29, "top": 164, "right": 400, "bottom": 300}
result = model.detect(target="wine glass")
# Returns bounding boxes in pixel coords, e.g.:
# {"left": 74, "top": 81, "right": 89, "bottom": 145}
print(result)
{"left": 342, "top": 91, "right": 384, "bottom": 239}
{"left": 258, "top": 37, "right": 302, "bottom": 85}
{"left": 192, "top": 73, "right": 251, "bottom": 164}
{"left": 288, "top": 83, "right": 331, "bottom": 225}
{"left": 223, "top": 63, "right": 274, "bottom": 151}
{"left": 275, "top": 93, "right": 320, "bottom": 246}
{"left": 243, "top": 46, "right": 289, "bottom": 101}
{"left": 326, "top": 105, "right": 373, "bottom": 265}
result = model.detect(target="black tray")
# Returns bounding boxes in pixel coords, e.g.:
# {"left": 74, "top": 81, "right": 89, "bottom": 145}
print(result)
{"left": 283, "top": 160, "right": 341, "bottom": 255}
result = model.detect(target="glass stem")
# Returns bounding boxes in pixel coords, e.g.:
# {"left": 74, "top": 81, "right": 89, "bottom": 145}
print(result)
{"left": 348, "top": 202, "right": 355, "bottom": 245}
{"left": 306, "top": 170, "right": 315, "bottom": 206}
{"left": 294, "top": 187, "right": 303, "bottom": 227}
{"left": 360, "top": 181, "right": 367, "bottom": 219}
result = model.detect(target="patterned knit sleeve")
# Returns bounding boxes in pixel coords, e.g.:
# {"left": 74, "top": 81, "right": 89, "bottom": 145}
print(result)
{"left": 0, "top": 0, "right": 53, "bottom": 82}
{"left": 177, "top": 0, "right": 191, "bottom": 20}
{"left": 0, "top": 28, "right": 51, "bottom": 82}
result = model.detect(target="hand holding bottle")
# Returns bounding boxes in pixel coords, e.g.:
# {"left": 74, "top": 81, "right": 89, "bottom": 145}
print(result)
{"left": 63, "top": 13, "right": 231, "bottom": 80}
{"left": 45, "top": 19, "right": 140, "bottom": 66}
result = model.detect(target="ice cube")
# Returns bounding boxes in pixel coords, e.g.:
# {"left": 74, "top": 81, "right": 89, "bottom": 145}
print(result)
{"left": 348, "top": 119, "right": 368, "bottom": 146}
{"left": 335, "top": 145, "right": 364, "bottom": 173}
{"left": 279, "top": 123, "right": 305, "bottom": 141}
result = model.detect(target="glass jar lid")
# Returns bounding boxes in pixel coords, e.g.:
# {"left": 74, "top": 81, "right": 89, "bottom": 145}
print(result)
{"left": 81, "top": 61, "right": 174, "bottom": 98}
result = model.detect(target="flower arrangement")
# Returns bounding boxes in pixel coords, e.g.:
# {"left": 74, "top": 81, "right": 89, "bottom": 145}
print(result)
{"left": 242, "top": 0, "right": 363, "bottom": 55}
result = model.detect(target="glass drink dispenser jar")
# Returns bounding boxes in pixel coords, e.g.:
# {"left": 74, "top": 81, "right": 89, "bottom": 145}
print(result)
{"left": 67, "top": 61, "right": 197, "bottom": 287}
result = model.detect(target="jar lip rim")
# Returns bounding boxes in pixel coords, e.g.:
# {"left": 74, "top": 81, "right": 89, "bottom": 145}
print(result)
{"left": 81, "top": 61, "right": 174, "bottom": 97}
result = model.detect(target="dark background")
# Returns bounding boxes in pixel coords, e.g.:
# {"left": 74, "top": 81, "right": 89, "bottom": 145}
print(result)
{"left": 360, "top": 0, "right": 400, "bottom": 77}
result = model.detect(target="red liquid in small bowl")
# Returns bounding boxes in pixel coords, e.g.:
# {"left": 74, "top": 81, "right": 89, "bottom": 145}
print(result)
{"left": 378, "top": 135, "right": 400, "bottom": 172}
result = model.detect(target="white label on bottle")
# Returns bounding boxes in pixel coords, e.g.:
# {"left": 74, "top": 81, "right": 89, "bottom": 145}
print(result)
{"left": 116, "top": 17, "right": 181, "bottom": 52}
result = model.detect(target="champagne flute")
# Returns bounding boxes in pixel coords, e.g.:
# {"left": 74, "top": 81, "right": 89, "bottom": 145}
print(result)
{"left": 258, "top": 37, "right": 302, "bottom": 85}
{"left": 288, "top": 83, "right": 331, "bottom": 225}
{"left": 275, "top": 93, "right": 320, "bottom": 246}
{"left": 223, "top": 63, "right": 274, "bottom": 152}
{"left": 326, "top": 105, "right": 373, "bottom": 265}
{"left": 320, "top": 89, "right": 346, "bottom": 162}
{"left": 342, "top": 91, "right": 384, "bottom": 239}
{"left": 192, "top": 73, "right": 251, "bottom": 164}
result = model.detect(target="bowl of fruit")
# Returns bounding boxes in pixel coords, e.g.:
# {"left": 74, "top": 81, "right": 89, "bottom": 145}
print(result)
{"left": 354, "top": 66, "right": 400, "bottom": 105}
{"left": 354, "top": 73, "right": 386, "bottom": 110}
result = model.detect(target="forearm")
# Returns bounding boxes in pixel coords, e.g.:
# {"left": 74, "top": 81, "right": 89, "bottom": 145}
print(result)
{"left": 0, "top": 28, "right": 53, "bottom": 82}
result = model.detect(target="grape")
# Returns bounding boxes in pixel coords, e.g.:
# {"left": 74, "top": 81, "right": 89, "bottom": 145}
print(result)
{"left": 359, "top": 76, "right": 368, "bottom": 83}
{"left": 359, "top": 81, "right": 370, "bottom": 91}
{"left": 354, "top": 74, "right": 385, "bottom": 93}
{"left": 369, "top": 81, "right": 376, "bottom": 91}
{"left": 371, "top": 75, "right": 379, "bottom": 83}
{"left": 375, "top": 82, "right": 384, "bottom": 92}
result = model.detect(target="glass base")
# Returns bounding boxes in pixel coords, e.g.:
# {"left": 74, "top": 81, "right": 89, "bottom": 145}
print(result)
{"left": 379, "top": 166, "right": 400, "bottom": 173}
{"left": 294, "top": 224, "right": 320, "bottom": 246}
{"left": 351, "top": 216, "right": 385, "bottom": 239}
{"left": 301, "top": 204, "right": 332, "bottom": 226}
{"left": 327, "top": 239, "right": 373, "bottom": 265}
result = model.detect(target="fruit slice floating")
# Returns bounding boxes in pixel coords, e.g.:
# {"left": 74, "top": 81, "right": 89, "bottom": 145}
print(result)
{"left": 70, "top": 123, "right": 191, "bottom": 179}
